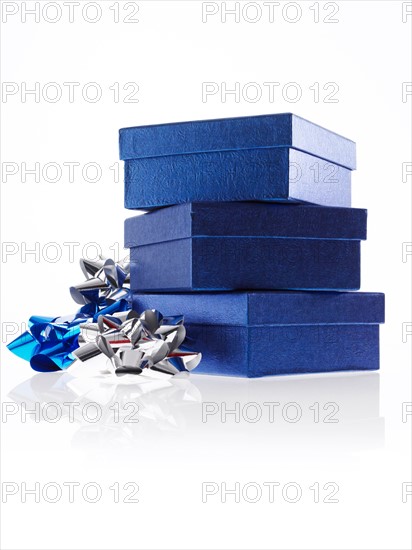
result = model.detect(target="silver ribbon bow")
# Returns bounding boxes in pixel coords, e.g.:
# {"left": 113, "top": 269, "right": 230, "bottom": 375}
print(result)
{"left": 74, "top": 307, "right": 202, "bottom": 376}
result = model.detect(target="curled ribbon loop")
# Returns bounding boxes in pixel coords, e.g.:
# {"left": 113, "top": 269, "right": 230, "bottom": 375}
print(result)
{"left": 7, "top": 256, "right": 201, "bottom": 375}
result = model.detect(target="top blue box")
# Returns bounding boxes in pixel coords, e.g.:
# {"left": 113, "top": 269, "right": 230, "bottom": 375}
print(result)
{"left": 119, "top": 113, "right": 356, "bottom": 170}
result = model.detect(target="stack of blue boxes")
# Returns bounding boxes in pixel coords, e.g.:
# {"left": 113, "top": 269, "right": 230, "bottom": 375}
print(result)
{"left": 120, "top": 114, "right": 385, "bottom": 377}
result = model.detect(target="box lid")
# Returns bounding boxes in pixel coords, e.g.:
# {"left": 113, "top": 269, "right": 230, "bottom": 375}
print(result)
{"left": 132, "top": 291, "right": 385, "bottom": 326}
{"left": 119, "top": 113, "right": 356, "bottom": 169}
{"left": 124, "top": 202, "right": 367, "bottom": 248}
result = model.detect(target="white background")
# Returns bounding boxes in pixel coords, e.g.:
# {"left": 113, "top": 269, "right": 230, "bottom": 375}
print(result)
{"left": 1, "top": 1, "right": 411, "bottom": 549}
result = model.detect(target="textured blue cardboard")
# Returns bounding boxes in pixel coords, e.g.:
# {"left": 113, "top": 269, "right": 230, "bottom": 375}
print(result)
{"left": 132, "top": 291, "right": 385, "bottom": 325}
{"left": 125, "top": 203, "right": 367, "bottom": 246}
{"left": 126, "top": 203, "right": 366, "bottom": 292}
{"left": 131, "top": 292, "right": 385, "bottom": 377}
{"left": 129, "top": 238, "right": 360, "bottom": 291}
{"left": 124, "top": 147, "right": 351, "bottom": 209}
{"left": 119, "top": 113, "right": 356, "bottom": 169}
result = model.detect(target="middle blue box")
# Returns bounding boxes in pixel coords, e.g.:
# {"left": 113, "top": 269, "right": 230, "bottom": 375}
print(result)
{"left": 125, "top": 202, "right": 367, "bottom": 292}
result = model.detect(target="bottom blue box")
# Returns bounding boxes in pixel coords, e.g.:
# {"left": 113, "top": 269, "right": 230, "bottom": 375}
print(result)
{"left": 132, "top": 292, "right": 385, "bottom": 377}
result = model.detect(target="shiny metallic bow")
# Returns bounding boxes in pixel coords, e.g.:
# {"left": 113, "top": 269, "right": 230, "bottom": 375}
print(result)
{"left": 74, "top": 309, "right": 201, "bottom": 376}
{"left": 7, "top": 256, "right": 201, "bottom": 375}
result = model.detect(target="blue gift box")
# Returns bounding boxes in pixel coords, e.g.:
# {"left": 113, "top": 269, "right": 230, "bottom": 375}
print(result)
{"left": 119, "top": 113, "right": 356, "bottom": 169}
{"left": 123, "top": 148, "right": 351, "bottom": 209}
{"left": 120, "top": 113, "right": 355, "bottom": 209}
{"left": 125, "top": 202, "right": 366, "bottom": 292}
{"left": 131, "top": 291, "right": 385, "bottom": 377}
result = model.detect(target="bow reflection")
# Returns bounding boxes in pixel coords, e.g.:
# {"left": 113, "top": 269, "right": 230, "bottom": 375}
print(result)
{"left": 8, "top": 368, "right": 202, "bottom": 447}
